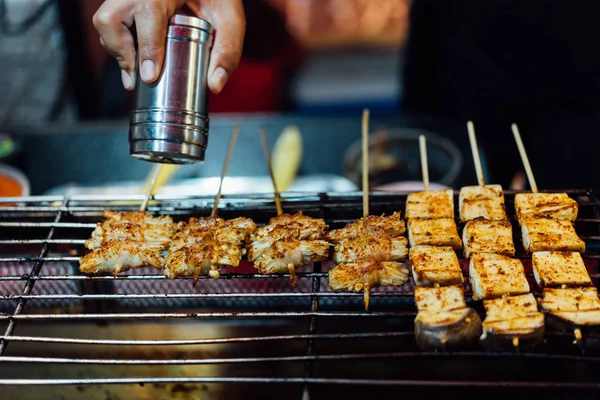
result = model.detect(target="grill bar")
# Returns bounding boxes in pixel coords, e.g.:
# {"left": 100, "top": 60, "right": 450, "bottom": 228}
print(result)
{"left": 0, "top": 311, "right": 411, "bottom": 320}
{"left": 0, "top": 377, "right": 598, "bottom": 388}
{"left": 2, "top": 351, "right": 600, "bottom": 365}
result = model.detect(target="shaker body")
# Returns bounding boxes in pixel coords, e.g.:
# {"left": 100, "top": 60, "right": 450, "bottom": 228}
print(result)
{"left": 129, "top": 14, "right": 214, "bottom": 164}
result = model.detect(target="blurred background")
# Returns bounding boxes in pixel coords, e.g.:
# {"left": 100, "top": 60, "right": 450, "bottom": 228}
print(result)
{"left": 2, "top": 0, "right": 597, "bottom": 196}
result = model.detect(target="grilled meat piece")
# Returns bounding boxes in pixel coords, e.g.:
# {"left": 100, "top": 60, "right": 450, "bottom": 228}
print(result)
{"left": 515, "top": 193, "right": 578, "bottom": 224}
{"left": 405, "top": 189, "right": 454, "bottom": 219}
{"left": 407, "top": 218, "right": 462, "bottom": 249}
{"left": 252, "top": 212, "right": 328, "bottom": 241}
{"left": 521, "top": 218, "right": 585, "bottom": 253}
{"left": 180, "top": 216, "right": 256, "bottom": 246}
{"left": 80, "top": 211, "right": 175, "bottom": 275}
{"left": 79, "top": 240, "right": 162, "bottom": 274}
{"left": 253, "top": 239, "right": 330, "bottom": 274}
{"left": 327, "top": 213, "right": 405, "bottom": 243}
{"left": 480, "top": 293, "right": 545, "bottom": 350}
{"left": 459, "top": 184, "right": 507, "bottom": 222}
{"left": 469, "top": 253, "right": 530, "bottom": 301}
{"left": 164, "top": 217, "right": 256, "bottom": 280}
{"left": 85, "top": 211, "right": 175, "bottom": 251}
{"left": 328, "top": 260, "right": 409, "bottom": 310}
{"left": 462, "top": 219, "right": 515, "bottom": 258}
{"left": 332, "top": 231, "right": 408, "bottom": 264}
{"left": 540, "top": 287, "right": 600, "bottom": 330}
{"left": 409, "top": 245, "right": 463, "bottom": 287}
{"left": 414, "top": 285, "right": 481, "bottom": 350}
{"left": 248, "top": 213, "right": 329, "bottom": 284}
{"left": 532, "top": 251, "right": 592, "bottom": 287}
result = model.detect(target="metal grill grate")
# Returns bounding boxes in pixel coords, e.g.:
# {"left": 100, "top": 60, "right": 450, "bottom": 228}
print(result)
{"left": 0, "top": 191, "right": 600, "bottom": 399}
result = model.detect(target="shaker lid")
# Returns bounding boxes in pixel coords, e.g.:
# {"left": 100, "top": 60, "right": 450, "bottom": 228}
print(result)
{"left": 170, "top": 14, "right": 214, "bottom": 33}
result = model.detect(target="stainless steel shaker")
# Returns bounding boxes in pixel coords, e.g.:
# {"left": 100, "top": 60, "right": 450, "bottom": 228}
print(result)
{"left": 129, "top": 14, "right": 214, "bottom": 164}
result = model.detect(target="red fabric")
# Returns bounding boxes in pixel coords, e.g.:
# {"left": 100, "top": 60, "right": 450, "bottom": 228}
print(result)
{"left": 209, "top": 60, "right": 283, "bottom": 113}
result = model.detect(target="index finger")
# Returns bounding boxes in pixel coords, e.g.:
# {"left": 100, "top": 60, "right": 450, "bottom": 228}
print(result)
{"left": 134, "top": 0, "right": 185, "bottom": 83}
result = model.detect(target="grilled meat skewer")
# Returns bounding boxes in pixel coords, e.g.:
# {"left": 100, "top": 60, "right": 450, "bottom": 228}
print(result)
{"left": 328, "top": 260, "right": 408, "bottom": 310}
{"left": 80, "top": 211, "right": 175, "bottom": 275}
{"left": 247, "top": 212, "right": 329, "bottom": 285}
{"left": 164, "top": 216, "right": 255, "bottom": 280}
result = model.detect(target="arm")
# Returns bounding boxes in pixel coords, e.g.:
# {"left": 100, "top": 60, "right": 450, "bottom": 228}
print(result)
{"left": 93, "top": 0, "right": 245, "bottom": 93}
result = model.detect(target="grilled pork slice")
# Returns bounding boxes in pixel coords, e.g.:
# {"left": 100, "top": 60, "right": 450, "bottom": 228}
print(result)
{"left": 79, "top": 240, "right": 162, "bottom": 274}
{"left": 409, "top": 245, "right": 463, "bottom": 287}
{"left": 532, "top": 251, "right": 592, "bottom": 287}
{"left": 480, "top": 293, "right": 545, "bottom": 350}
{"left": 81, "top": 211, "right": 176, "bottom": 275}
{"left": 253, "top": 239, "right": 330, "bottom": 274}
{"left": 328, "top": 260, "right": 409, "bottom": 310}
{"left": 469, "top": 253, "right": 530, "bottom": 301}
{"left": 407, "top": 218, "right": 462, "bottom": 249}
{"left": 164, "top": 217, "right": 256, "bottom": 280}
{"left": 252, "top": 212, "right": 328, "bottom": 241}
{"left": 521, "top": 218, "right": 585, "bottom": 253}
{"left": 333, "top": 231, "right": 408, "bottom": 264}
{"left": 179, "top": 216, "right": 256, "bottom": 245}
{"left": 515, "top": 192, "right": 578, "bottom": 224}
{"left": 405, "top": 189, "right": 454, "bottom": 219}
{"left": 164, "top": 230, "right": 242, "bottom": 280}
{"left": 85, "top": 211, "right": 175, "bottom": 251}
{"left": 414, "top": 286, "right": 482, "bottom": 350}
{"left": 541, "top": 287, "right": 600, "bottom": 330}
{"left": 459, "top": 184, "right": 507, "bottom": 222}
{"left": 462, "top": 219, "right": 515, "bottom": 258}
{"left": 327, "top": 212, "right": 405, "bottom": 243}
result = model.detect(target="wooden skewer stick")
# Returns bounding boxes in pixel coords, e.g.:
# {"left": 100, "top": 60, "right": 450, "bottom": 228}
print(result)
{"left": 467, "top": 121, "right": 485, "bottom": 186}
{"left": 259, "top": 128, "right": 283, "bottom": 216}
{"left": 362, "top": 109, "right": 370, "bottom": 217}
{"left": 140, "top": 164, "right": 162, "bottom": 212}
{"left": 419, "top": 135, "right": 430, "bottom": 191}
{"left": 211, "top": 124, "right": 240, "bottom": 217}
{"left": 511, "top": 123, "right": 538, "bottom": 193}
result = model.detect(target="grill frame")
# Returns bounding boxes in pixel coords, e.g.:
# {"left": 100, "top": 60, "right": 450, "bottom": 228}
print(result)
{"left": 0, "top": 190, "right": 600, "bottom": 396}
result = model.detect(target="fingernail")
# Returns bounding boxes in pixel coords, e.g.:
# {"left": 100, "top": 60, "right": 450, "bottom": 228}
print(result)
{"left": 209, "top": 67, "right": 228, "bottom": 94}
{"left": 141, "top": 60, "right": 156, "bottom": 82}
{"left": 121, "top": 69, "right": 133, "bottom": 90}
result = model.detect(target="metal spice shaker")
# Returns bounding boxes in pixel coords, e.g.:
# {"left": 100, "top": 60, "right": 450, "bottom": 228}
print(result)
{"left": 129, "top": 14, "right": 214, "bottom": 164}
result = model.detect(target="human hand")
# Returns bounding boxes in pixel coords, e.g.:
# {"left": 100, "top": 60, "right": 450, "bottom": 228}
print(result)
{"left": 93, "top": 0, "right": 245, "bottom": 93}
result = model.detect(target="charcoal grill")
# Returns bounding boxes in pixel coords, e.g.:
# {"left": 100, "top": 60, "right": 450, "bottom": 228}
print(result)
{"left": 0, "top": 190, "right": 600, "bottom": 399}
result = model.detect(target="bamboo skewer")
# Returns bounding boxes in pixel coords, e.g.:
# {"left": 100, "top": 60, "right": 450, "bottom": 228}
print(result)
{"left": 139, "top": 164, "right": 162, "bottom": 212}
{"left": 211, "top": 124, "right": 240, "bottom": 217}
{"left": 362, "top": 109, "right": 370, "bottom": 217}
{"left": 419, "top": 135, "right": 430, "bottom": 192}
{"left": 511, "top": 123, "right": 538, "bottom": 193}
{"left": 193, "top": 125, "right": 241, "bottom": 285}
{"left": 259, "top": 128, "right": 283, "bottom": 216}
{"left": 467, "top": 121, "right": 485, "bottom": 186}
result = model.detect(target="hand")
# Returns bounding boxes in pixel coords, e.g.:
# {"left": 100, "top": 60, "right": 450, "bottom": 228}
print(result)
{"left": 93, "top": 0, "right": 245, "bottom": 93}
